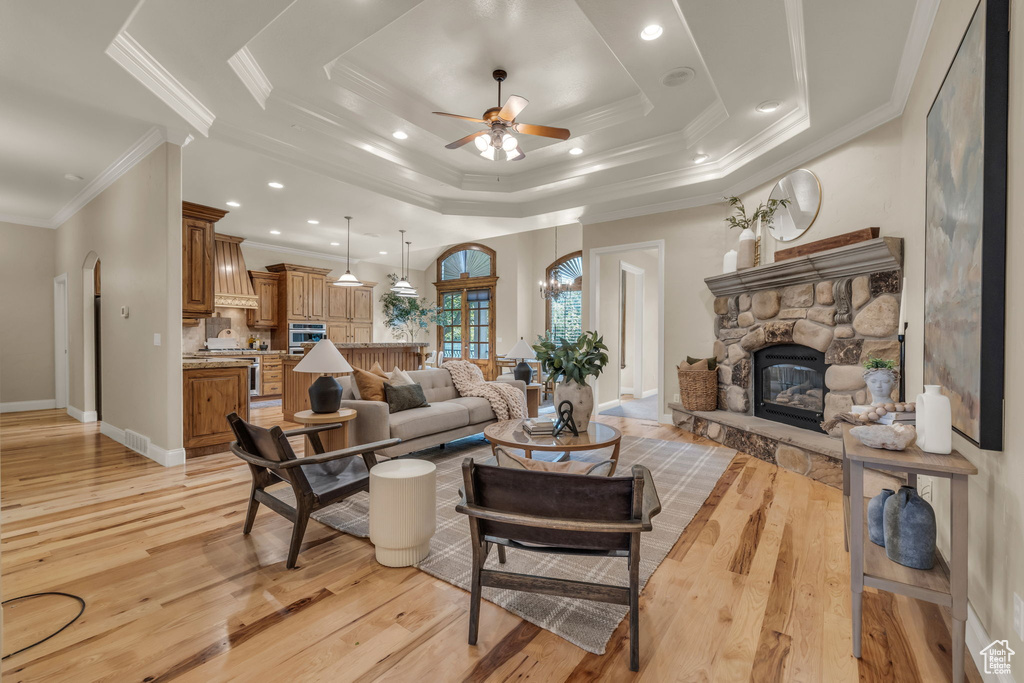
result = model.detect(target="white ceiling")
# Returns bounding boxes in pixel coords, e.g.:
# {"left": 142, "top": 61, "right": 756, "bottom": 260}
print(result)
{"left": 0, "top": 0, "right": 936, "bottom": 265}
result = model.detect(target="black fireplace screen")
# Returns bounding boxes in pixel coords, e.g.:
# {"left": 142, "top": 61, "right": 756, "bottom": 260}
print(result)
{"left": 754, "top": 344, "right": 828, "bottom": 432}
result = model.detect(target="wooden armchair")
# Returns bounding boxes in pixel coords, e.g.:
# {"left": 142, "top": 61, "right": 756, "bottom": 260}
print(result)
{"left": 456, "top": 460, "right": 661, "bottom": 671}
{"left": 226, "top": 412, "right": 399, "bottom": 569}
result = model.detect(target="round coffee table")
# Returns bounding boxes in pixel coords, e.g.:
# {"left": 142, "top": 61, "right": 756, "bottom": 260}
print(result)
{"left": 483, "top": 420, "right": 623, "bottom": 475}
{"left": 293, "top": 408, "right": 357, "bottom": 457}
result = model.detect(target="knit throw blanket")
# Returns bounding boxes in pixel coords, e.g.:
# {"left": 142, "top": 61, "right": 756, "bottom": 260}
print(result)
{"left": 444, "top": 360, "right": 526, "bottom": 421}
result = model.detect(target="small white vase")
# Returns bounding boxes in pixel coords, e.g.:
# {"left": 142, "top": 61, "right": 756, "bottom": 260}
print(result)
{"left": 915, "top": 385, "right": 951, "bottom": 454}
{"left": 554, "top": 380, "right": 594, "bottom": 431}
{"left": 736, "top": 228, "right": 756, "bottom": 270}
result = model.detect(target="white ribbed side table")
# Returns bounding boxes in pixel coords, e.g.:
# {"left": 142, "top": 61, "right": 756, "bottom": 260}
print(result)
{"left": 368, "top": 459, "right": 437, "bottom": 567}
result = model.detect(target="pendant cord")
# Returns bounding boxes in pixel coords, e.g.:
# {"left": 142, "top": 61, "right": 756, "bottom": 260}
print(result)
{"left": 345, "top": 216, "right": 352, "bottom": 272}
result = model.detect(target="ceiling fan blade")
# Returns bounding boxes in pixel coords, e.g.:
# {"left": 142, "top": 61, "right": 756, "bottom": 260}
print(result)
{"left": 445, "top": 130, "right": 489, "bottom": 149}
{"left": 433, "top": 111, "right": 487, "bottom": 124}
{"left": 498, "top": 95, "right": 528, "bottom": 122}
{"left": 513, "top": 122, "right": 571, "bottom": 140}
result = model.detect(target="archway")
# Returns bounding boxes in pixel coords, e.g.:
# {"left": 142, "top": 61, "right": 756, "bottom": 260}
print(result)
{"left": 82, "top": 251, "right": 101, "bottom": 421}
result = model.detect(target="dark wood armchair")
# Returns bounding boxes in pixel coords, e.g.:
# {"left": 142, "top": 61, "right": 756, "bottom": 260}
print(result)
{"left": 226, "top": 412, "right": 399, "bottom": 569}
{"left": 456, "top": 459, "right": 662, "bottom": 671}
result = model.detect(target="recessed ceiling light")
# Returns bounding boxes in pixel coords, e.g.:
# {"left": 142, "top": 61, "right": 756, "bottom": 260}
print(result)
{"left": 267, "top": 181, "right": 284, "bottom": 189}
{"left": 269, "top": 230, "right": 281, "bottom": 235}
{"left": 330, "top": 241, "right": 340, "bottom": 246}
{"left": 569, "top": 147, "right": 583, "bottom": 156}
{"left": 307, "top": 219, "right": 319, "bottom": 225}
{"left": 64, "top": 173, "right": 83, "bottom": 181}
{"left": 756, "top": 100, "right": 782, "bottom": 113}
{"left": 662, "top": 67, "right": 695, "bottom": 87}
{"left": 693, "top": 153, "right": 710, "bottom": 164}
{"left": 392, "top": 131, "right": 408, "bottom": 140}
{"left": 640, "top": 25, "right": 663, "bottom": 41}
{"left": 379, "top": 251, "right": 388, "bottom": 255}
{"left": 226, "top": 201, "right": 241, "bottom": 207}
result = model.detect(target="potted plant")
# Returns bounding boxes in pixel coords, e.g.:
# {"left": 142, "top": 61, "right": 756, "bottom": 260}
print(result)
{"left": 863, "top": 357, "right": 898, "bottom": 405}
{"left": 379, "top": 274, "right": 440, "bottom": 343}
{"left": 532, "top": 331, "right": 609, "bottom": 430}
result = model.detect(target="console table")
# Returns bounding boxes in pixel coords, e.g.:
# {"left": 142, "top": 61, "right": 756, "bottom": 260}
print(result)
{"left": 842, "top": 424, "right": 977, "bottom": 683}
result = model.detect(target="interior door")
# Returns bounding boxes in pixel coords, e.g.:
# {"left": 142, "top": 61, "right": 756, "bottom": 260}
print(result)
{"left": 437, "top": 288, "right": 494, "bottom": 379}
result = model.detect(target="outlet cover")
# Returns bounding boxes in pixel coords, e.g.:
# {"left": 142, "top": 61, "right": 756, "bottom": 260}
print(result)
{"left": 673, "top": 393, "right": 680, "bottom": 403}
{"left": 1014, "top": 593, "right": 1023, "bottom": 640}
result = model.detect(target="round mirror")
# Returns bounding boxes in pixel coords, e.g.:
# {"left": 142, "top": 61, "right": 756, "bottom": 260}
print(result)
{"left": 767, "top": 169, "right": 821, "bottom": 242}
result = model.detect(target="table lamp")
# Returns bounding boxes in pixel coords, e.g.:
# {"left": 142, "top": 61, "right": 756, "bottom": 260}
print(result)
{"left": 505, "top": 337, "right": 537, "bottom": 384}
{"left": 293, "top": 339, "right": 353, "bottom": 413}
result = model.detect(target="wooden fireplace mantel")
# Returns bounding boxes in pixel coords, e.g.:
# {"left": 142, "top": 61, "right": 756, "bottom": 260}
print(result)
{"left": 705, "top": 237, "right": 903, "bottom": 297}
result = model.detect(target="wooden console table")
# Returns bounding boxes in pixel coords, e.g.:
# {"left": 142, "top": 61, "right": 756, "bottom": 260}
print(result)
{"left": 841, "top": 424, "right": 977, "bottom": 683}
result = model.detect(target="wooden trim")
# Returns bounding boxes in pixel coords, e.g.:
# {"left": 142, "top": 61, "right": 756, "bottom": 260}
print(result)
{"left": 265, "top": 263, "right": 333, "bottom": 276}
{"left": 435, "top": 242, "right": 497, "bottom": 282}
{"left": 182, "top": 201, "right": 228, "bottom": 223}
{"left": 433, "top": 275, "right": 498, "bottom": 291}
{"left": 774, "top": 228, "right": 879, "bottom": 262}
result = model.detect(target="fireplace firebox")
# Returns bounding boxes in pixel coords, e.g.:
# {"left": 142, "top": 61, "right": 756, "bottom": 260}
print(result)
{"left": 753, "top": 344, "right": 828, "bottom": 433}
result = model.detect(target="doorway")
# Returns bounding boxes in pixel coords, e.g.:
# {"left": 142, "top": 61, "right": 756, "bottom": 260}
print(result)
{"left": 79, "top": 251, "right": 101, "bottom": 422}
{"left": 93, "top": 259, "right": 102, "bottom": 421}
{"left": 618, "top": 262, "right": 645, "bottom": 401}
{"left": 54, "top": 274, "right": 69, "bottom": 409}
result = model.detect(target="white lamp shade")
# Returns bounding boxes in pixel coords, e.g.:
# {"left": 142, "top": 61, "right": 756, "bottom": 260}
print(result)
{"left": 506, "top": 338, "right": 536, "bottom": 360}
{"left": 334, "top": 271, "right": 362, "bottom": 287}
{"left": 293, "top": 339, "right": 353, "bottom": 374}
{"left": 391, "top": 278, "right": 412, "bottom": 291}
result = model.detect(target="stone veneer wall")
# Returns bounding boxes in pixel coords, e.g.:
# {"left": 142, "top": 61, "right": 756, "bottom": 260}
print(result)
{"left": 711, "top": 269, "right": 904, "bottom": 436}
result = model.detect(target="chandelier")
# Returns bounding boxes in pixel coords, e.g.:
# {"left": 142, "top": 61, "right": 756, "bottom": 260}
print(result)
{"left": 539, "top": 225, "right": 569, "bottom": 301}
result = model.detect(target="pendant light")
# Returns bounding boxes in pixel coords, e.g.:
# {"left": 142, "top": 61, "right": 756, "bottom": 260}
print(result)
{"left": 391, "top": 229, "right": 413, "bottom": 291}
{"left": 398, "top": 239, "right": 418, "bottom": 297}
{"left": 333, "top": 216, "right": 362, "bottom": 287}
{"left": 540, "top": 224, "right": 568, "bottom": 300}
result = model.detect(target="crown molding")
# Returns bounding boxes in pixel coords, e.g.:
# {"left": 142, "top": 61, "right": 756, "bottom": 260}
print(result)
{"left": 0, "top": 213, "right": 53, "bottom": 229}
{"left": 105, "top": 31, "right": 215, "bottom": 136}
{"left": 228, "top": 46, "right": 273, "bottom": 109}
{"left": 891, "top": 0, "right": 941, "bottom": 115}
{"left": 242, "top": 240, "right": 363, "bottom": 266}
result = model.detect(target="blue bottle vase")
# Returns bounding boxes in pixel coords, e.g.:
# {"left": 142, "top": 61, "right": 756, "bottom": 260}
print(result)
{"left": 883, "top": 485, "right": 936, "bottom": 570}
{"left": 868, "top": 488, "right": 895, "bottom": 546}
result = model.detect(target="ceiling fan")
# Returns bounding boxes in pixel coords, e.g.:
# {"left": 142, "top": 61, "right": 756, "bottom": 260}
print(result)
{"left": 433, "top": 69, "right": 571, "bottom": 161}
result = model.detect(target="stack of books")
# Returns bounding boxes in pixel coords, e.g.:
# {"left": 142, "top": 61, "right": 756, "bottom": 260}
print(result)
{"left": 523, "top": 417, "right": 556, "bottom": 435}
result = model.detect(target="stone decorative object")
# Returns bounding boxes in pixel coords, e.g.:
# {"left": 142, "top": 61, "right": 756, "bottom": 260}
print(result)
{"left": 850, "top": 424, "right": 917, "bottom": 451}
{"left": 833, "top": 278, "right": 854, "bottom": 324}
{"left": 864, "top": 368, "right": 898, "bottom": 404}
{"left": 884, "top": 486, "right": 936, "bottom": 570}
{"left": 752, "top": 290, "right": 781, "bottom": 319}
{"left": 793, "top": 320, "right": 834, "bottom": 352}
{"left": 852, "top": 276, "right": 871, "bottom": 309}
{"left": 915, "top": 385, "right": 952, "bottom": 455}
{"left": 554, "top": 380, "right": 595, "bottom": 430}
{"left": 816, "top": 281, "right": 835, "bottom": 305}
{"left": 868, "top": 488, "right": 895, "bottom": 546}
{"left": 825, "top": 339, "right": 864, "bottom": 365}
{"left": 853, "top": 295, "right": 900, "bottom": 337}
{"left": 781, "top": 284, "right": 814, "bottom": 307}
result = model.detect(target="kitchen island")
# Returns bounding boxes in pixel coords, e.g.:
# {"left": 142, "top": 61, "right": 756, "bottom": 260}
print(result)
{"left": 283, "top": 342, "right": 428, "bottom": 420}
{"left": 182, "top": 358, "right": 250, "bottom": 457}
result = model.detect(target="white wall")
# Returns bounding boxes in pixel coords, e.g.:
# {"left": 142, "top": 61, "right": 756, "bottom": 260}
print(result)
{"left": 0, "top": 221, "right": 56, "bottom": 411}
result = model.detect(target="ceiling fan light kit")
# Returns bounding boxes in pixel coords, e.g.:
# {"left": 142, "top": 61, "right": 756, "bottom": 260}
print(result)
{"left": 433, "top": 69, "right": 570, "bottom": 161}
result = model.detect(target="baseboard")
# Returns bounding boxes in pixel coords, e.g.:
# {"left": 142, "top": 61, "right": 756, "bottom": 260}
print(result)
{"left": 641, "top": 388, "right": 658, "bottom": 399}
{"left": 965, "top": 600, "right": 1016, "bottom": 682}
{"left": 659, "top": 413, "right": 673, "bottom": 425}
{"left": 99, "top": 421, "right": 184, "bottom": 467}
{"left": 0, "top": 398, "right": 56, "bottom": 413}
{"left": 597, "top": 399, "right": 621, "bottom": 412}
{"left": 67, "top": 405, "right": 98, "bottom": 422}
{"left": 620, "top": 386, "right": 634, "bottom": 395}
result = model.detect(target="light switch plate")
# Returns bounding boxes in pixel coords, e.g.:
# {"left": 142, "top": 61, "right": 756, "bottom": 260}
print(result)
{"left": 153, "top": 333, "right": 161, "bottom": 346}
{"left": 1014, "top": 593, "right": 1023, "bottom": 640}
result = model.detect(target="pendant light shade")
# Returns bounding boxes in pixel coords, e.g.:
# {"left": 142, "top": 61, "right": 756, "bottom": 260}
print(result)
{"left": 391, "top": 229, "right": 413, "bottom": 291}
{"left": 332, "top": 216, "right": 362, "bottom": 287}
{"left": 400, "top": 240, "right": 418, "bottom": 297}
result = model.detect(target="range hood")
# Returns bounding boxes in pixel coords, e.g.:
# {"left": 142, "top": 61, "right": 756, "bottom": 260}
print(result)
{"left": 214, "top": 234, "right": 258, "bottom": 309}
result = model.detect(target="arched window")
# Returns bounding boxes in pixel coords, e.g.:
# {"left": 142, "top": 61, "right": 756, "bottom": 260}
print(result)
{"left": 435, "top": 244, "right": 498, "bottom": 379}
{"left": 545, "top": 251, "right": 583, "bottom": 342}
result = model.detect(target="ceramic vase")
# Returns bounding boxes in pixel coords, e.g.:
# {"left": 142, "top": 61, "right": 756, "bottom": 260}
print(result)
{"left": 868, "top": 488, "right": 895, "bottom": 546}
{"left": 554, "top": 380, "right": 594, "bottom": 431}
{"left": 863, "top": 368, "right": 897, "bottom": 405}
{"left": 883, "top": 486, "right": 936, "bottom": 569}
{"left": 915, "top": 385, "right": 951, "bottom": 454}
{"left": 736, "top": 228, "right": 756, "bottom": 270}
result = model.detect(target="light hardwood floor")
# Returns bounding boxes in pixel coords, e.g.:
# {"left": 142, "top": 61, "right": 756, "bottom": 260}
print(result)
{"left": 0, "top": 408, "right": 979, "bottom": 682}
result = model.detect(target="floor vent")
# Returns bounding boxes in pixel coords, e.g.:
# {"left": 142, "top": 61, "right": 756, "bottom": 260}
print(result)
{"left": 124, "top": 430, "right": 150, "bottom": 456}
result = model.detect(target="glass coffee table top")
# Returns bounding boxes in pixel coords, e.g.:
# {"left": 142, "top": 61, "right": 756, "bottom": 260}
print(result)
{"left": 484, "top": 419, "right": 621, "bottom": 451}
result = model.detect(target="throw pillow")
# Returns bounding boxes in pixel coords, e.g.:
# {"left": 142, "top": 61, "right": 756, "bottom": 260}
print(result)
{"left": 494, "top": 447, "right": 613, "bottom": 476}
{"left": 384, "top": 383, "right": 429, "bottom": 414}
{"left": 686, "top": 355, "right": 718, "bottom": 371}
{"left": 352, "top": 367, "right": 387, "bottom": 402}
{"left": 370, "top": 361, "right": 390, "bottom": 379}
{"left": 389, "top": 366, "right": 415, "bottom": 386}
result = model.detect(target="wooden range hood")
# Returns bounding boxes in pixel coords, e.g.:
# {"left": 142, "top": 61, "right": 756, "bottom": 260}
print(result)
{"left": 214, "top": 234, "right": 258, "bottom": 309}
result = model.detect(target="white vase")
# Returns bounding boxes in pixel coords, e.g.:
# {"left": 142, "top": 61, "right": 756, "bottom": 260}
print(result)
{"left": 737, "top": 228, "right": 756, "bottom": 270}
{"left": 554, "top": 380, "right": 594, "bottom": 431}
{"left": 915, "top": 385, "right": 951, "bottom": 454}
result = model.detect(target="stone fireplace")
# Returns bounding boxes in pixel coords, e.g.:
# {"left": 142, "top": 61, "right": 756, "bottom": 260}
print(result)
{"left": 671, "top": 237, "right": 905, "bottom": 489}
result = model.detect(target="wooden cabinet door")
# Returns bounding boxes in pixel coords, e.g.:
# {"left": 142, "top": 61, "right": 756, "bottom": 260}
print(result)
{"left": 247, "top": 274, "right": 279, "bottom": 328}
{"left": 183, "top": 368, "right": 248, "bottom": 450}
{"left": 285, "top": 271, "right": 308, "bottom": 320}
{"left": 327, "top": 285, "right": 350, "bottom": 321}
{"left": 182, "top": 219, "right": 215, "bottom": 317}
{"left": 308, "top": 274, "right": 326, "bottom": 321}
{"left": 327, "top": 323, "right": 350, "bottom": 344}
{"left": 351, "top": 287, "right": 373, "bottom": 323}
{"left": 351, "top": 323, "right": 372, "bottom": 344}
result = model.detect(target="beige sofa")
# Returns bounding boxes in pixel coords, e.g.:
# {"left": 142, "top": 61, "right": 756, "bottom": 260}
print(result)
{"left": 336, "top": 368, "right": 526, "bottom": 458}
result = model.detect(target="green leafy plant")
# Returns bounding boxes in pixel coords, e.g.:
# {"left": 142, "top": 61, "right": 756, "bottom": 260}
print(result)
{"left": 379, "top": 274, "right": 439, "bottom": 342}
{"left": 723, "top": 195, "right": 791, "bottom": 231}
{"left": 532, "top": 331, "right": 609, "bottom": 385}
{"left": 863, "top": 357, "right": 897, "bottom": 371}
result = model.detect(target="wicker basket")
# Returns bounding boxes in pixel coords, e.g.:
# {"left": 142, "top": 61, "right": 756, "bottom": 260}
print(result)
{"left": 677, "top": 366, "right": 718, "bottom": 411}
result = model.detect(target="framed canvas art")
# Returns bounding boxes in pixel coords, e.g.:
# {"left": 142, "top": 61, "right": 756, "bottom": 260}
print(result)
{"left": 924, "top": 0, "right": 1009, "bottom": 450}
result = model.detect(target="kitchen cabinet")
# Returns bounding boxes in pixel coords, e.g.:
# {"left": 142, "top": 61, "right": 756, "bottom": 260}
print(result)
{"left": 326, "top": 283, "right": 374, "bottom": 346}
{"left": 259, "top": 355, "right": 283, "bottom": 398}
{"left": 181, "top": 202, "right": 227, "bottom": 325}
{"left": 246, "top": 271, "right": 279, "bottom": 329}
{"left": 183, "top": 365, "right": 248, "bottom": 457}
{"left": 266, "top": 263, "right": 332, "bottom": 350}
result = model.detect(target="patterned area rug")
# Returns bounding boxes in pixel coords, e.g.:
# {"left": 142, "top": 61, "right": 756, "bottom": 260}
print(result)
{"left": 274, "top": 433, "right": 734, "bottom": 655}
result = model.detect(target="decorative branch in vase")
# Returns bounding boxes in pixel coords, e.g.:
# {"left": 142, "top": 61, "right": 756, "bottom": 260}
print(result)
{"left": 379, "top": 273, "right": 440, "bottom": 343}
{"left": 723, "top": 195, "right": 790, "bottom": 269}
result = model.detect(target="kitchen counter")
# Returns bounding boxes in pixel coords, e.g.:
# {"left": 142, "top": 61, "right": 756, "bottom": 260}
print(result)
{"left": 187, "top": 349, "right": 288, "bottom": 356}
{"left": 298, "top": 341, "right": 429, "bottom": 352}
{"left": 182, "top": 358, "right": 252, "bottom": 370}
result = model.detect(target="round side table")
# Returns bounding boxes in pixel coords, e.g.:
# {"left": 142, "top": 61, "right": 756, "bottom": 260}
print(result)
{"left": 369, "top": 459, "right": 437, "bottom": 567}
{"left": 292, "top": 408, "right": 357, "bottom": 457}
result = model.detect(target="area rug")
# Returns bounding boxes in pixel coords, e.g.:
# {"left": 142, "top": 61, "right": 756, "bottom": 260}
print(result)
{"left": 272, "top": 433, "right": 734, "bottom": 655}
{"left": 600, "top": 394, "right": 659, "bottom": 421}
{"left": 250, "top": 398, "right": 282, "bottom": 409}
